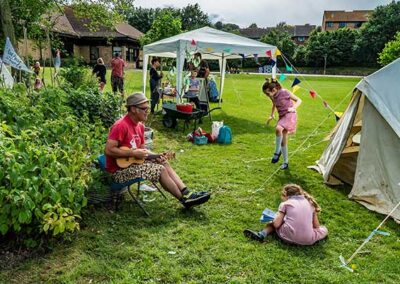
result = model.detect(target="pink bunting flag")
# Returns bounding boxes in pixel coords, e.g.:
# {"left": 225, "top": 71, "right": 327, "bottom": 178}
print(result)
{"left": 191, "top": 39, "right": 196, "bottom": 45}
{"left": 309, "top": 90, "right": 316, "bottom": 99}
{"left": 266, "top": 50, "right": 272, "bottom": 57}
{"left": 323, "top": 101, "right": 329, "bottom": 108}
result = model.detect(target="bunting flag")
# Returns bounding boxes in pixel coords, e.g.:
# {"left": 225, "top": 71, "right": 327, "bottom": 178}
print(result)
{"left": 191, "top": 39, "right": 196, "bottom": 45}
{"left": 269, "top": 59, "right": 276, "bottom": 67}
{"left": 253, "top": 54, "right": 258, "bottom": 62}
{"left": 2, "top": 37, "right": 33, "bottom": 73}
{"left": 285, "top": 64, "right": 293, "bottom": 72}
{"left": 266, "top": 50, "right": 272, "bottom": 57}
{"left": 223, "top": 48, "right": 231, "bottom": 53}
{"left": 0, "top": 60, "right": 15, "bottom": 88}
{"left": 323, "top": 101, "right": 329, "bottom": 108}
{"left": 334, "top": 111, "right": 343, "bottom": 122}
{"left": 279, "top": 73, "right": 286, "bottom": 82}
{"left": 275, "top": 49, "right": 282, "bottom": 56}
{"left": 205, "top": 47, "right": 214, "bottom": 52}
{"left": 291, "top": 78, "right": 301, "bottom": 87}
{"left": 309, "top": 90, "right": 317, "bottom": 99}
{"left": 292, "top": 85, "right": 301, "bottom": 94}
{"left": 239, "top": 53, "right": 245, "bottom": 59}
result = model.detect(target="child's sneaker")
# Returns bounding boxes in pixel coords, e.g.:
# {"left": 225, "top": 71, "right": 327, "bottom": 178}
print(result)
{"left": 243, "top": 229, "right": 265, "bottom": 242}
{"left": 271, "top": 152, "right": 281, "bottom": 163}
{"left": 180, "top": 190, "right": 211, "bottom": 208}
{"left": 280, "top": 163, "right": 289, "bottom": 170}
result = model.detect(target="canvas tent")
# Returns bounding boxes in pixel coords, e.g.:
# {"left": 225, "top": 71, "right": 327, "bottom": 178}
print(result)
{"left": 142, "top": 27, "right": 277, "bottom": 102}
{"left": 312, "top": 58, "right": 400, "bottom": 220}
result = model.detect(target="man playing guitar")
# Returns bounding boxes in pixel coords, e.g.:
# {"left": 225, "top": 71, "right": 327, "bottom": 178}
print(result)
{"left": 105, "top": 92, "right": 211, "bottom": 208}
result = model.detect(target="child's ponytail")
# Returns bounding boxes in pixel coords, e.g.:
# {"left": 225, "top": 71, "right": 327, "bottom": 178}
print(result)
{"left": 282, "top": 184, "right": 321, "bottom": 212}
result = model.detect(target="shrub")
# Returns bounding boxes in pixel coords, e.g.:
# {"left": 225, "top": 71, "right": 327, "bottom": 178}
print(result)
{"left": 0, "top": 86, "right": 108, "bottom": 245}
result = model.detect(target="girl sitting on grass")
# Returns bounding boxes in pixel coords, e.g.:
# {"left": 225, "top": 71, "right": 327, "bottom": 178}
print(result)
{"left": 262, "top": 78, "right": 302, "bottom": 170}
{"left": 244, "top": 184, "right": 328, "bottom": 245}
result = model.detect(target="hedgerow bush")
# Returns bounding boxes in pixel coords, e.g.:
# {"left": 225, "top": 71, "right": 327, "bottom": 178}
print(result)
{"left": 0, "top": 84, "right": 112, "bottom": 246}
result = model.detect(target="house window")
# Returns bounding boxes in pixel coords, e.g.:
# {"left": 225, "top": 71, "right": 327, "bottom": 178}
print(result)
{"left": 354, "top": 22, "right": 363, "bottom": 28}
{"left": 326, "top": 22, "right": 334, "bottom": 28}
{"left": 90, "top": 46, "right": 99, "bottom": 62}
{"left": 112, "top": 46, "right": 122, "bottom": 57}
{"left": 339, "top": 22, "right": 347, "bottom": 28}
{"left": 298, "top": 36, "right": 305, "bottom": 42}
{"left": 126, "top": 47, "right": 137, "bottom": 62}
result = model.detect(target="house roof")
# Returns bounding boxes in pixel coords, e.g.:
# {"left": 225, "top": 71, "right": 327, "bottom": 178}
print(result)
{"left": 293, "top": 24, "right": 316, "bottom": 37}
{"left": 52, "top": 6, "right": 143, "bottom": 40}
{"left": 323, "top": 10, "right": 372, "bottom": 22}
{"left": 239, "top": 27, "right": 271, "bottom": 39}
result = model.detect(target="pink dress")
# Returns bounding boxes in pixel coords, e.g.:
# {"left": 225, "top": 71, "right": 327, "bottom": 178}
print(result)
{"left": 272, "top": 89, "right": 297, "bottom": 134}
{"left": 276, "top": 195, "right": 328, "bottom": 245}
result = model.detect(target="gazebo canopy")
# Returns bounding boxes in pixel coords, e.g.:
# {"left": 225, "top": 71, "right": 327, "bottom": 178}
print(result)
{"left": 142, "top": 27, "right": 277, "bottom": 100}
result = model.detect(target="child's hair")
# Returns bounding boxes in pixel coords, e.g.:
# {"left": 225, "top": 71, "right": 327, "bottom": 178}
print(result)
{"left": 282, "top": 184, "right": 321, "bottom": 212}
{"left": 151, "top": 57, "right": 160, "bottom": 65}
{"left": 262, "top": 78, "right": 282, "bottom": 93}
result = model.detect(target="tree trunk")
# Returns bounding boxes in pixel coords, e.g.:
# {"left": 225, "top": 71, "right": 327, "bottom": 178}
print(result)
{"left": 0, "top": 0, "right": 17, "bottom": 48}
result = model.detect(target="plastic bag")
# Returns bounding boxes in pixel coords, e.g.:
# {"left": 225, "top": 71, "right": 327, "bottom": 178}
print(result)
{"left": 211, "top": 121, "right": 224, "bottom": 140}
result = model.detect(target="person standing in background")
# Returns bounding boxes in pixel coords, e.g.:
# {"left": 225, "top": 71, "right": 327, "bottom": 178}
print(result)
{"left": 111, "top": 52, "right": 126, "bottom": 98}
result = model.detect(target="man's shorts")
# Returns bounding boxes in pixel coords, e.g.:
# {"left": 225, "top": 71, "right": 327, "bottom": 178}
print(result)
{"left": 111, "top": 75, "right": 124, "bottom": 93}
{"left": 113, "top": 161, "right": 163, "bottom": 184}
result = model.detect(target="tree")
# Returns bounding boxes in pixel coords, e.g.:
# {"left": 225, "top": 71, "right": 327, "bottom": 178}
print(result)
{"left": 261, "top": 28, "right": 296, "bottom": 60}
{"left": 140, "top": 9, "right": 182, "bottom": 46}
{"left": 378, "top": 31, "right": 400, "bottom": 66}
{"left": 354, "top": 1, "right": 400, "bottom": 64}
{"left": 179, "top": 3, "right": 210, "bottom": 31}
{"left": 248, "top": 23, "right": 258, "bottom": 28}
{"left": 214, "top": 21, "right": 223, "bottom": 30}
{"left": 127, "top": 7, "right": 160, "bottom": 34}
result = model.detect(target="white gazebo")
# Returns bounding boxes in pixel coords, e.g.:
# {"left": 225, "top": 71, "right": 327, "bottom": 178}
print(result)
{"left": 142, "top": 27, "right": 277, "bottom": 102}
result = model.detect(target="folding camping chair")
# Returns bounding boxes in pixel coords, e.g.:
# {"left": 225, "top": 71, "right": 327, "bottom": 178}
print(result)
{"left": 96, "top": 154, "right": 167, "bottom": 216}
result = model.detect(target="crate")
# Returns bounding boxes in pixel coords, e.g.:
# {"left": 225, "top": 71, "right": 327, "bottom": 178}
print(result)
{"left": 194, "top": 135, "right": 208, "bottom": 145}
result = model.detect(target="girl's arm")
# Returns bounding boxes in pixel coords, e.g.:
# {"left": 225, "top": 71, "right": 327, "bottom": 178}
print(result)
{"left": 272, "top": 211, "right": 285, "bottom": 229}
{"left": 288, "top": 93, "right": 302, "bottom": 112}
{"left": 312, "top": 211, "right": 320, "bottom": 228}
{"left": 266, "top": 99, "right": 276, "bottom": 125}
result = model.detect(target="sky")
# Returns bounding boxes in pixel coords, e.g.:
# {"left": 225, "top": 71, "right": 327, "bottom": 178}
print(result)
{"left": 133, "top": 0, "right": 394, "bottom": 28}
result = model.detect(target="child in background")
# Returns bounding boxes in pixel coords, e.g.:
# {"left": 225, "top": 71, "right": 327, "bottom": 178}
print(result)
{"left": 33, "top": 61, "right": 41, "bottom": 76}
{"left": 244, "top": 184, "right": 328, "bottom": 245}
{"left": 262, "top": 78, "right": 302, "bottom": 170}
{"left": 185, "top": 69, "right": 200, "bottom": 109}
{"left": 34, "top": 77, "right": 43, "bottom": 90}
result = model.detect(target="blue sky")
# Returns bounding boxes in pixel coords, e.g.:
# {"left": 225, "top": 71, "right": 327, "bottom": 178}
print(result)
{"left": 134, "top": 0, "right": 394, "bottom": 27}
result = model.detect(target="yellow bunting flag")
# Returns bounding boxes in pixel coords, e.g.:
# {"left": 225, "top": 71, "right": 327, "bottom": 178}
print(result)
{"left": 275, "top": 49, "right": 281, "bottom": 56}
{"left": 205, "top": 47, "right": 214, "bottom": 52}
{"left": 292, "top": 85, "right": 301, "bottom": 93}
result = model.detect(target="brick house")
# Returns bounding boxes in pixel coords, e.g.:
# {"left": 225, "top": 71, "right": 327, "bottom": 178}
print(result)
{"left": 292, "top": 24, "right": 316, "bottom": 45}
{"left": 322, "top": 10, "right": 372, "bottom": 31}
{"left": 19, "top": 7, "right": 143, "bottom": 68}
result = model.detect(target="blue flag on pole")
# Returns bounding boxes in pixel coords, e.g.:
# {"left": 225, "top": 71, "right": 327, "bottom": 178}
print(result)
{"left": 291, "top": 77, "right": 301, "bottom": 87}
{"left": 2, "top": 37, "right": 33, "bottom": 73}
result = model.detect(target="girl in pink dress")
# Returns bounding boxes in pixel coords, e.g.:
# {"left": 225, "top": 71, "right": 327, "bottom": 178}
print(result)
{"left": 262, "top": 78, "right": 302, "bottom": 170}
{"left": 244, "top": 184, "right": 328, "bottom": 245}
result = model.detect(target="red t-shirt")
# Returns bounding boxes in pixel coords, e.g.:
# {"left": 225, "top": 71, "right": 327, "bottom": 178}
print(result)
{"left": 111, "top": 57, "right": 125, "bottom": 78}
{"left": 106, "top": 115, "right": 145, "bottom": 173}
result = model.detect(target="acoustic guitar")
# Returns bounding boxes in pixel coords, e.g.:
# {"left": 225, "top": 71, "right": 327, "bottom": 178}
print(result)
{"left": 116, "top": 146, "right": 175, "bottom": 169}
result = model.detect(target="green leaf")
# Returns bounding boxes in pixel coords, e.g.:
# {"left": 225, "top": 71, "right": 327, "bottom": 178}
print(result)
{"left": 0, "top": 223, "right": 8, "bottom": 235}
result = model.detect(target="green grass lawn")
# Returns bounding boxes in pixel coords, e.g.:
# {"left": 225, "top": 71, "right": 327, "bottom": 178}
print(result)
{"left": 1, "top": 70, "right": 399, "bottom": 283}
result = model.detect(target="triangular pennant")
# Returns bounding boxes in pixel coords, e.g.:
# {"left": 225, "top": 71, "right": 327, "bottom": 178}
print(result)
{"left": 334, "top": 112, "right": 343, "bottom": 122}
{"left": 2, "top": 37, "right": 33, "bottom": 73}
{"left": 285, "top": 64, "right": 293, "bottom": 72}
{"left": 270, "top": 59, "right": 276, "bottom": 67}
{"left": 291, "top": 78, "right": 301, "bottom": 87}
{"left": 279, "top": 73, "right": 286, "bottom": 82}
{"left": 275, "top": 49, "right": 281, "bottom": 56}
{"left": 223, "top": 48, "right": 231, "bottom": 53}
{"left": 205, "top": 47, "right": 214, "bottom": 52}
{"left": 191, "top": 39, "right": 196, "bottom": 45}
{"left": 309, "top": 90, "right": 317, "bottom": 98}
{"left": 266, "top": 50, "right": 272, "bottom": 57}
{"left": 239, "top": 53, "right": 245, "bottom": 59}
{"left": 323, "top": 101, "right": 329, "bottom": 108}
{"left": 292, "top": 85, "right": 301, "bottom": 94}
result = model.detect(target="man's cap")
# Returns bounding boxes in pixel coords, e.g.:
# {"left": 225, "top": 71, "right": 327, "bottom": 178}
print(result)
{"left": 126, "top": 93, "right": 149, "bottom": 107}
